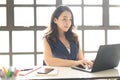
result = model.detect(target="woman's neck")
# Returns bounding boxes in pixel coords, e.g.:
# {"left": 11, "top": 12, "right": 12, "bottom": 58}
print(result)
{"left": 58, "top": 30, "right": 65, "bottom": 39}
{"left": 59, "top": 32, "right": 66, "bottom": 39}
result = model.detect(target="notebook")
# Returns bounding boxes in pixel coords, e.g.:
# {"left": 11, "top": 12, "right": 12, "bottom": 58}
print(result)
{"left": 72, "top": 44, "right": 120, "bottom": 72}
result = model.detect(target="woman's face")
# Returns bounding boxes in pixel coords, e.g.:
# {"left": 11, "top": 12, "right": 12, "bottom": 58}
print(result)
{"left": 54, "top": 11, "right": 72, "bottom": 32}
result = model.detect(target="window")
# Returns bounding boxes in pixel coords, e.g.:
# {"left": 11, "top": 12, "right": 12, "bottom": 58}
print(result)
{"left": 109, "top": 0, "right": 120, "bottom": 26}
{"left": 62, "top": 0, "right": 81, "bottom": 5}
{"left": 13, "top": 54, "right": 34, "bottom": 67}
{"left": 109, "top": 0, "right": 120, "bottom": 5}
{"left": 12, "top": 31, "right": 34, "bottom": 52}
{"left": 84, "top": 7, "right": 102, "bottom": 26}
{"left": 108, "top": 30, "right": 120, "bottom": 44}
{"left": 69, "top": 7, "right": 82, "bottom": 26}
{"left": 84, "top": 0, "right": 102, "bottom": 5}
{"left": 0, "top": 55, "right": 9, "bottom": 67}
{"left": 36, "top": 7, "right": 55, "bottom": 26}
{"left": 36, "top": 0, "right": 56, "bottom": 5}
{"left": 84, "top": 30, "right": 105, "bottom": 51}
{"left": 14, "top": 0, "right": 34, "bottom": 4}
{"left": 0, "top": 31, "right": 9, "bottom": 52}
{"left": 0, "top": 7, "right": 6, "bottom": 26}
{"left": 37, "top": 31, "right": 44, "bottom": 52}
{"left": 0, "top": 0, "right": 120, "bottom": 66}
{"left": 0, "top": 0, "right": 6, "bottom": 4}
{"left": 109, "top": 7, "right": 120, "bottom": 26}
{"left": 14, "top": 7, "right": 34, "bottom": 26}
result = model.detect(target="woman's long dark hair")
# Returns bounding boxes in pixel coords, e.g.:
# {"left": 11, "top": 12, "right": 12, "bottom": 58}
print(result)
{"left": 45, "top": 5, "right": 79, "bottom": 46}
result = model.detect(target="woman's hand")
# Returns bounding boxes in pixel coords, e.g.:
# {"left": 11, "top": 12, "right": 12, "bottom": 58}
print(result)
{"left": 76, "top": 59, "right": 94, "bottom": 69}
{"left": 86, "top": 60, "right": 94, "bottom": 69}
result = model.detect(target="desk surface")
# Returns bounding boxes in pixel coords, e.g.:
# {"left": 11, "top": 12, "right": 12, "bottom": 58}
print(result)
{"left": 16, "top": 66, "right": 120, "bottom": 80}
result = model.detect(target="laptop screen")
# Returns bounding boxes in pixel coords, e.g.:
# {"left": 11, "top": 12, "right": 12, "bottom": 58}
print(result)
{"left": 92, "top": 44, "right": 120, "bottom": 72}
{"left": 72, "top": 44, "right": 120, "bottom": 72}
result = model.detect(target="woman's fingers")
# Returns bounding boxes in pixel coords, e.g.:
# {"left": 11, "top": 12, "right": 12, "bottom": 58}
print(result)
{"left": 77, "top": 59, "right": 94, "bottom": 69}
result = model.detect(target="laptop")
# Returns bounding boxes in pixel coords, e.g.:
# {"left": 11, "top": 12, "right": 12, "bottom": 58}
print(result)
{"left": 72, "top": 44, "right": 120, "bottom": 72}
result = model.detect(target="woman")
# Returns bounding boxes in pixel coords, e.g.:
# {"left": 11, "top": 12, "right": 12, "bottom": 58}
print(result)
{"left": 43, "top": 5, "right": 93, "bottom": 67}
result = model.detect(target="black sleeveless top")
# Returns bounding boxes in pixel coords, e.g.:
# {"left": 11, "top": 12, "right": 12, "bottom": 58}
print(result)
{"left": 48, "top": 40, "right": 79, "bottom": 60}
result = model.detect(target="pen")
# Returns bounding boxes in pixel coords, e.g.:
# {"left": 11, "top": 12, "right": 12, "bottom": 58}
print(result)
{"left": 0, "top": 70, "right": 5, "bottom": 78}
{"left": 19, "top": 66, "right": 41, "bottom": 76}
{"left": 6, "top": 69, "right": 11, "bottom": 78}
{"left": 0, "top": 69, "right": 2, "bottom": 77}
{"left": 2, "top": 67, "right": 7, "bottom": 75}
{"left": 14, "top": 69, "right": 19, "bottom": 77}
{"left": 20, "top": 68, "right": 33, "bottom": 71}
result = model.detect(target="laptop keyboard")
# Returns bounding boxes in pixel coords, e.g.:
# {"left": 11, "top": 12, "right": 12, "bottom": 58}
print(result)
{"left": 77, "top": 65, "right": 91, "bottom": 70}
{"left": 77, "top": 65, "right": 86, "bottom": 69}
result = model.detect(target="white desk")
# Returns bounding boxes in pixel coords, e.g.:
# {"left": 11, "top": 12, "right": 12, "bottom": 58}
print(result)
{"left": 16, "top": 66, "right": 120, "bottom": 80}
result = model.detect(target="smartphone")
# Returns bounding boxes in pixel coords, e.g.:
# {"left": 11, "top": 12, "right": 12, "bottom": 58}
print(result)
{"left": 37, "top": 68, "right": 54, "bottom": 74}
